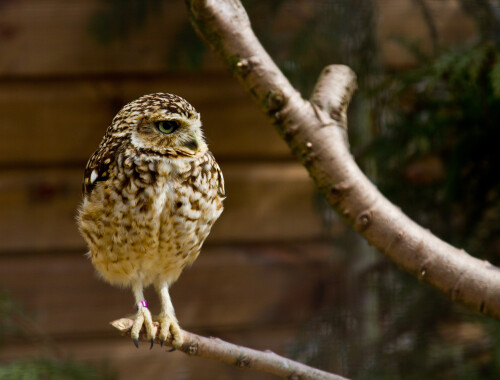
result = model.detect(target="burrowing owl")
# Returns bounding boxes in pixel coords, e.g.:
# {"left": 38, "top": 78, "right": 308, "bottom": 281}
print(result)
{"left": 77, "top": 93, "right": 224, "bottom": 348}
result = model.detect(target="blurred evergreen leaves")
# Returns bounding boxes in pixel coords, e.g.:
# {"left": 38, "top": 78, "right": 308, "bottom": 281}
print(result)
{"left": 89, "top": 0, "right": 164, "bottom": 44}
{"left": 0, "top": 359, "right": 114, "bottom": 380}
{"left": 0, "top": 291, "right": 115, "bottom": 380}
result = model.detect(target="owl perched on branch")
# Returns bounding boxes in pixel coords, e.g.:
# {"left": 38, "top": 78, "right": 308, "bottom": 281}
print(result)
{"left": 77, "top": 93, "right": 225, "bottom": 348}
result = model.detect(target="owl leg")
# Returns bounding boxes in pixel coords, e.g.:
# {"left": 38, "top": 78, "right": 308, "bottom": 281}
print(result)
{"left": 130, "top": 280, "right": 155, "bottom": 349}
{"left": 155, "top": 281, "right": 183, "bottom": 348}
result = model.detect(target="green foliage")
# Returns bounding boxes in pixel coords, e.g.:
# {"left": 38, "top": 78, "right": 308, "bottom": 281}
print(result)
{"left": 0, "top": 289, "right": 24, "bottom": 346}
{"left": 89, "top": 0, "right": 208, "bottom": 70}
{"left": 0, "top": 359, "right": 115, "bottom": 380}
{"left": 166, "top": 22, "right": 207, "bottom": 70}
{"left": 490, "top": 54, "right": 500, "bottom": 97}
{"left": 89, "top": 0, "right": 165, "bottom": 44}
{"left": 0, "top": 291, "right": 115, "bottom": 380}
{"left": 364, "top": 43, "right": 500, "bottom": 255}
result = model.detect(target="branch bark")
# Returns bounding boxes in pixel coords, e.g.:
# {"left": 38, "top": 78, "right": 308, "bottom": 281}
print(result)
{"left": 111, "top": 318, "right": 347, "bottom": 380}
{"left": 185, "top": 0, "right": 500, "bottom": 319}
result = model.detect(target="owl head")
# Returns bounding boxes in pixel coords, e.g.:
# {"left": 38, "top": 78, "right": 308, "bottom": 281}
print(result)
{"left": 113, "top": 93, "right": 207, "bottom": 157}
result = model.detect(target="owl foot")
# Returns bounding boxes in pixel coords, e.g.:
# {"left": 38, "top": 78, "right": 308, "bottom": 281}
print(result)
{"left": 156, "top": 313, "right": 183, "bottom": 348}
{"left": 130, "top": 305, "right": 155, "bottom": 349}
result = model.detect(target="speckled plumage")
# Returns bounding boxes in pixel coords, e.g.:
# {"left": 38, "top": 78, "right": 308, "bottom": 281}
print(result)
{"left": 77, "top": 93, "right": 224, "bottom": 347}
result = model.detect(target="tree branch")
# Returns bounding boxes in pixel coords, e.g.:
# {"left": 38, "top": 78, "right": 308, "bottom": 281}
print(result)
{"left": 310, "top": 65, "right": 357, "bottom": 130}
{"left": 185, "top": 0, "right": 500, "bottom": 319}
{"left": 111, "top": 318, "right": 348, "bottom": 380}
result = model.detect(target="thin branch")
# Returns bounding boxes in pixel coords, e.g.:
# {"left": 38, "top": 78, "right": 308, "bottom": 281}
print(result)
{"left": 310, "top": 65, "right": 357, "bottom": 130}
{"left": 111, "top": 318, "right": 348, "bottom": 380}
{"left": 185, "top": 0, "right": 500, "bottom": 319}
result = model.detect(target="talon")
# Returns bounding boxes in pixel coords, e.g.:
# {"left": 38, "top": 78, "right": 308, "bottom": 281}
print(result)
{"left": 156, "top": 313, "right": 183, "bottom": 348}
{"left": 150, "top": 338, "right": 154, "bottom": 350}
{"left": 130, "top": 305, "right": 154, "bottom": 350}
{"left": 168, "top": 347, "right": 176, "bottom": 352}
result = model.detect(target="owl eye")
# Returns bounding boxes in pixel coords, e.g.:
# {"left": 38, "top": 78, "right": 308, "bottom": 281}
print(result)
{"left": 155, "top": 120, "right": 179, "bottom": 134}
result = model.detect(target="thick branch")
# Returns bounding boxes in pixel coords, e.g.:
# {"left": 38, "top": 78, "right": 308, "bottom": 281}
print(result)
{"left": 186, "top": 0, "right": 500, "bottom": 319}
{"left": 111, "top": 319, "right": 347, "bottom": 380}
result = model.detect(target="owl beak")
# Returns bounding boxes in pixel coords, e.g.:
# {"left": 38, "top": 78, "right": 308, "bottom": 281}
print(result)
{"left": 183, "top": 137, "right": 199, "bottom": 153}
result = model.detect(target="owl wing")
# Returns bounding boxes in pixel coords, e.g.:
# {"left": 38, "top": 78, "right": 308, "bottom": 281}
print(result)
{"left": 214, "top": 162, "right": 225, "bottom": 198}
{"left": 82, "top": 142, "right": 119, "bottom": 197}
{"left": 207, "top": 151, "right": 225, "bottom": 198}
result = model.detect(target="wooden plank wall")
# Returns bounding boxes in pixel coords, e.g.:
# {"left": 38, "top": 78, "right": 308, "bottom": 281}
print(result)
{"left": 0, "top": 1, "right": 476, "bottom": 379}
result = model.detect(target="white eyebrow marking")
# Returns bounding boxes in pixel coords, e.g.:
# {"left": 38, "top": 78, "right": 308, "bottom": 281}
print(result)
{"left": 90, "top": 169, "right": 98, "bottom": 184}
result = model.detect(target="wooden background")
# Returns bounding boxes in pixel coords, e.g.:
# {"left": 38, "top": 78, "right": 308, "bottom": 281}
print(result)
{"left": 0, "top": 1, "right": 476, "bottom": 379}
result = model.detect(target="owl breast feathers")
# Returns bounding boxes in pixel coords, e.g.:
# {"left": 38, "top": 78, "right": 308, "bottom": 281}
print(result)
{"left": 77, "top": 93, "right": 225, "bottom": 289}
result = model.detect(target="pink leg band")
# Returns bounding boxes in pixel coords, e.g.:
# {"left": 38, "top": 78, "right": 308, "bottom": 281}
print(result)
{"left": 137, "top": 300, "right": 148, "bottom": 309}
